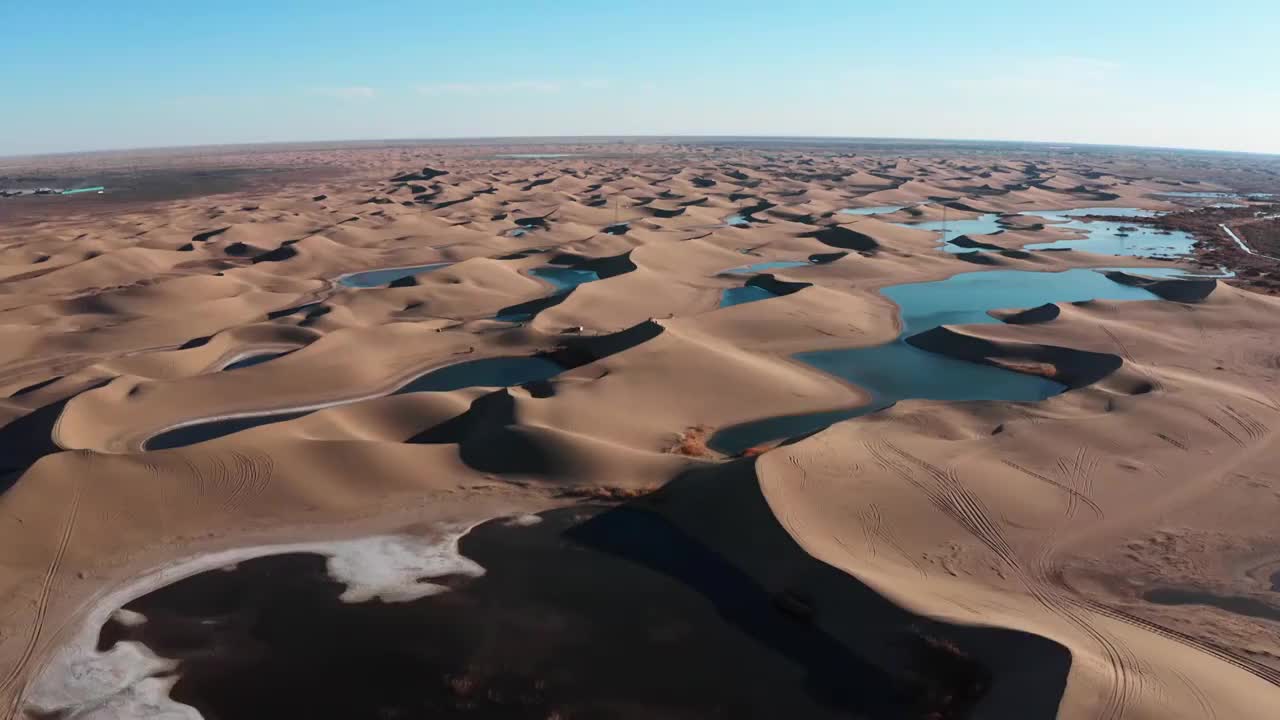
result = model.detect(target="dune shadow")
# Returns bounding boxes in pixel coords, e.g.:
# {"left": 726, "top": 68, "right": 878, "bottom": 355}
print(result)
{"left": 409, "top": 389, "right": 559, "bottom": 476}
{"left": 0, "top": 379, "right": 111, "bottom": 478}
{"left": 906, "top": 327, "right": 1122, "bottom": 389}
{"left": 89, "top": 489, "right": 1066, "bottom": 719}
{"left": 801, "top": 226, "right": 880, "bottom": 253}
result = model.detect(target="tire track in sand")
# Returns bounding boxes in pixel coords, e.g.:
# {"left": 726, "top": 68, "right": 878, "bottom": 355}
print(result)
{"left": 1202, "top": 414, "right": 1247, "bottom": 448}
{"left": 869, "top": 438, "right": 1141, "bottom": 720}
{"left": 1219, "top": 404, "right": 1267, "bottom": 442}
{"left": 221, "top": 450, "right": 275, "bottom": 512}
{"left": 174, "top": 449, "right": 275, "bottom": 514}
{"left": 852, "top": 503, "right": 928, "bottom": 580}
{"left": 1054, "top": 446, "right": 1100, "bottom": 520}
{"left": 1002, "top": 456, "right": 1103, "bottom": 521}
{"left": 0, "top": 469, "right": 81, "bottom": 702}
{"left": 1173, "top": 669, "right": 1219, "bottom": 720}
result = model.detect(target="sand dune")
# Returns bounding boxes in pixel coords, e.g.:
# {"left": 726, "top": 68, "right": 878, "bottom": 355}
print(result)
{"left": 1, "top": 141, "right": 1278, "bottom": 718}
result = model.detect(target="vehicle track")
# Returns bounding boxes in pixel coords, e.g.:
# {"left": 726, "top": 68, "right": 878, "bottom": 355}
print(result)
{"left": 1202, "top": 414, "right": 1247, "bottom": 448}
{"left": 1219, "top": 404, "right": 1267, "bottom": 442}
{"left": 0, "top": 471, "right": 81, "bottom": 704}
{"left": 870, "top": 438, "right": 1143, "bottom": 719}
{"left": 1001, "top": 457, "right": 1104, "bottom": 520}
{"left": 854, "top": 502, "right": 928, "bottom": 579}
{"left": 1154, "top": 432, "right": 1188, "bottom": 451}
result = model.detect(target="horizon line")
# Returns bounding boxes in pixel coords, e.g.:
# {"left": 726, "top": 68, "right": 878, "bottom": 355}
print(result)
{"left": 3, "top": 133, "right": 1279, "bottom": 163}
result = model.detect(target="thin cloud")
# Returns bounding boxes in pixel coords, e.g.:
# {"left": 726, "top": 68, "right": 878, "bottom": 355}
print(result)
{"left": 416, "top": 81, "right": 563, "bottom": 96}
{"left": 309, "top": 86, "right": 377, "bottom": 100}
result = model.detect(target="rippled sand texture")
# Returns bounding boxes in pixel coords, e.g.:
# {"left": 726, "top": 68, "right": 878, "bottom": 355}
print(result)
{"left": 3, "top": 142, "right": 1280, "bottom": 719}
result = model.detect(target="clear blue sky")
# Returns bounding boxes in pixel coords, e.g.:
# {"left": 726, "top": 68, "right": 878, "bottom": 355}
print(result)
{"left": 2, "top": 0, "right": 1277, "bottom": 155}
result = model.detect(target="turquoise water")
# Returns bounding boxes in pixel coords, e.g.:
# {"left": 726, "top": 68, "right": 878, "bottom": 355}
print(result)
{"left": 531, "top": 266, "right": 600, "bottom": 291}
{"left": 902, "top": 213, "right": 1007, "bottom": 249}
{"left": 720, "top": 285, "right": 778, "bottom": 308}
{"left": 1020, "top": 213, "right": 1193, "bottom": 257}
{"left": 872, "top": 207, "right": 1169, "bottom": 254}
{"left": 882, "top": 268, "right": 1165, "bottom": 333}
{"left": 493, "top": 266, "right": 602, "bottom": 323}
{"left": 889, "top": 208, "right": 1165, "bottom": 254}
{"left": 709, "top": 268, "right": 1166, "bottom": 454}
{"left": 338, "top": 263, "right": 450, "bottom": 288}
{"left": 839, "top": 205, "right": 909, "bottom": 216}
{"left": 724, "top": 213, "right": 750, "bottom": 226}
{"left": 147, "top": 356, "right": 564, "bottom": 450}
{"left": 724, "top": 260, "right": 812, "bottom": 274}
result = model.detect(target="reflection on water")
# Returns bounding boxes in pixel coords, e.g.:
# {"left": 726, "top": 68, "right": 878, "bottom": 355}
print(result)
{"left": 1019, "top": 210, "right": 1193, "bottom": 257}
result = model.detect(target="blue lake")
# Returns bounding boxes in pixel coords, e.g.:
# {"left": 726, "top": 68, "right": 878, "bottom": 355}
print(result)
{"left": 900, "top": 213, "right": 1008, "bottom": 249}
{"left": 1018, "top": 211, "right": 1193, "bottom": 257}
{"left": 873, "top": 207, "right": 1168, "bottom": 254}
{"left": 720, "top": 285, "right": 778, "bottom": 308}
{"left": 338, "top": 263, "right": 450, "bottom": 288}
{"left": 493, "top": 267, "right": 602, "bottom": 323}
{"left": 724, "top": 260, "right": 812, "bottom": 274}
{"left": 709, "top": 268, "right": 1168, "bottom": 454}
{"left": 532, "top": 266, "right": 600, "bottom": 291}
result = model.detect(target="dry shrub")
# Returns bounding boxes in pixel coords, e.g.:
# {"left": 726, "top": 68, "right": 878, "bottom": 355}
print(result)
{"left": 985, "top": 357, "right": 1059, "bottom": 379}
{"left": 556, "top": 485, "right": 655, "bottom": 500}
{"left": 668, "top": 425, "right": 713, "bottom": 457}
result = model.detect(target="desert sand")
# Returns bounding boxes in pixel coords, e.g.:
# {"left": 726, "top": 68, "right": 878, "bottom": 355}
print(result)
{"left": 2, "top": 140, "right": 1279, "bottom": 718}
